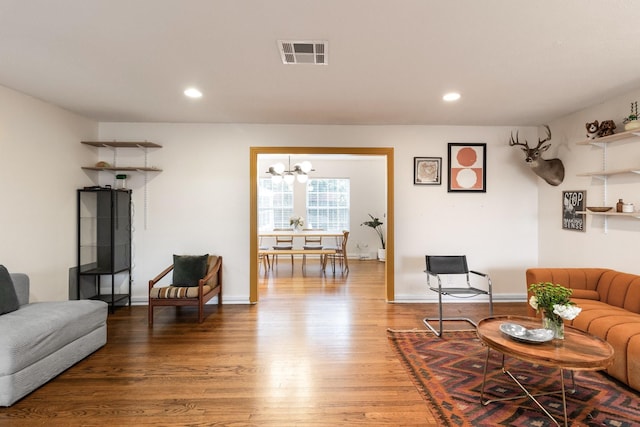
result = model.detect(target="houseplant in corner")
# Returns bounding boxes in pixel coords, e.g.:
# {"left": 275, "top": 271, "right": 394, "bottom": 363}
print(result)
{"left": 361, "top": 214, "right": 386, "bottom": 261}
{"left": 528, "top": 282, "right": 582, "bottom": 339}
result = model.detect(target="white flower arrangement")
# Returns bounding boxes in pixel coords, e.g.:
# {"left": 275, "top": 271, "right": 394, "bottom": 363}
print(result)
{"left": 552, "top": 303, "right": 582, "bottom": 321}
{"left": 289, "top": 215, "right": 304, "bottom": 228}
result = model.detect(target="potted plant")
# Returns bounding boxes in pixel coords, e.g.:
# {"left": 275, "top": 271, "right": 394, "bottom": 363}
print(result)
{"left": 361, "top": 214, "right": 386, "bottom": 261}
{"left": 623, "top": 101, "right": 640, "bottom": 131}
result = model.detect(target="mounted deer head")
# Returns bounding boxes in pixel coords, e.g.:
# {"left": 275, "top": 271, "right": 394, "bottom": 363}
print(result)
{"left": 509, "top": 125, "right": 565, "bottom": 186}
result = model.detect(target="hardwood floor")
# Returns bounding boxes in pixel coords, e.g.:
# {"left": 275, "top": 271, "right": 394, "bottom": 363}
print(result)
{"left": 0, "top": 260, "right": 527, "bottom": 426}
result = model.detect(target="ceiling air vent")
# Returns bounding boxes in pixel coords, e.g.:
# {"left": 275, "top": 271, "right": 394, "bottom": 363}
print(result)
{"left": 278, "top": 40, "right": 328, "bottom": 65}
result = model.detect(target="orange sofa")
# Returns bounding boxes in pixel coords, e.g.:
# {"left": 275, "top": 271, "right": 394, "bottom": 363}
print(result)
{"left": 526, "top": 268, "right": 640, "bottom": 392}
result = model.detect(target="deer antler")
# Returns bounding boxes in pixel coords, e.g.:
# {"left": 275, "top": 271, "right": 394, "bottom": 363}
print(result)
{"left": 535, "top": 124, "right": 552, "bottom": 148}
{"left": 509, "top": 130, "right": 529, "bottom": 148}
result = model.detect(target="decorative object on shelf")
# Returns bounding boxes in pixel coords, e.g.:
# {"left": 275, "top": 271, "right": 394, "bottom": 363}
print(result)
{"left": 598, "top": 120, "right": 617, "bottom": 137}
{"left": 413, "top": 157, "right": 442, "bottom": 185}
{"left": 528, "top": 282, "right": 582, "bottom": 340}
{"left": 562, "top": 190, "right": 586, "bottom": 231}
{"left": 623, "top": 101, "right": 640, "bottom": 131}
{"left": 266, "top": 156, "right": 314, "bottom": 184}
{"left": 447, "top": 143, "right": 486, "bottom": 192}
{"left": 617, "top": 198, "right": 624, "bottom": 213}
{"left": 115, "top": 174, "right": 127, "bottom": 189}
{"left": 509, "top": 125, "right": 564, "bottom": 186}
{"left": 361, "top": 214, "right": 385, "bottom": 261}
{"left": 289, "top": 215, "right": 304, "bottom": 231}
{"left": 586, "top": 120, "right": 600, "bottom": 139}
{"left": 586, "top": 206, "right": 612, "bottom": 212}
{"left": 623, "top": 202, "right": 635, "bottom": 213}
{"left": 95, "top": 161, "right": 111, "bottom": 168}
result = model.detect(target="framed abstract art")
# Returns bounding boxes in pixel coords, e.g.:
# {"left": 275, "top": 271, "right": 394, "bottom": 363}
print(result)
{"left": 414, "top": 157, "right": 442, "bottom": 185}
{"left": 448, "top": 143, "right": 486, "bottom": 192}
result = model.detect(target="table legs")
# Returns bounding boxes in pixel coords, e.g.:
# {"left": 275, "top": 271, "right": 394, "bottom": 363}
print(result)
{"left": 480, "top": 348, "right": 575, "bottom": 427}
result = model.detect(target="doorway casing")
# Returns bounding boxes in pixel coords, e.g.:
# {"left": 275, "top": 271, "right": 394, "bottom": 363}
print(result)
{"left": 250, "top": 146, "right": 394, "bottom": 303}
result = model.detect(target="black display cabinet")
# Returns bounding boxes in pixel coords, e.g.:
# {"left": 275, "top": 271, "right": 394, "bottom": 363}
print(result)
{"left": 77, "top": 188, "right": 132, "bottom": 312}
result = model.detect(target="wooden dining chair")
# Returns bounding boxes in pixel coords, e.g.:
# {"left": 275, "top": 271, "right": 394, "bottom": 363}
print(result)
{"left": 272, "top": 228, "right": 294, "bottom": 267}
{"left": 302, "top": 228, "right": 324, "bottom": 270}
{"left": 258, "top": 236, "right": 271, "bottom": 272}
{"left": 326, "top": 230, "right": 349, "bottom": 274}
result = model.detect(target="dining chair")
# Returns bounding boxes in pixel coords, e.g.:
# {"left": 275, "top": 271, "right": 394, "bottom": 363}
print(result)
{"left": 272, "top": 228, "right": 294, "bottom": 267}
{"left": 326, "top": 230, "right": 349, "bottom": 274}
{"left": 302, "top": 228, "right": 324, "bottom": 270}
{"left": 258, "top": 236, "right": 271, "bottom": 272}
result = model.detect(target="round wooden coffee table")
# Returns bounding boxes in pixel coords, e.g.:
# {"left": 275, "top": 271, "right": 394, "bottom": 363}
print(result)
{"left": 476, "top": 315, "right": 614, "bottom": 427}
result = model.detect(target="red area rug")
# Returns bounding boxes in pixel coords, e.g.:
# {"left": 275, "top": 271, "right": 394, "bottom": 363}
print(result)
{"left": 387, "top": 329, "right": 640, "bottom": 427}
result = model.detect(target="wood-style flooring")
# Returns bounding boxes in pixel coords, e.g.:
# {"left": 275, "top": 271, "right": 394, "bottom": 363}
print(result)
{"left": 0, "top": 259, "right": 528, "bottom": 426}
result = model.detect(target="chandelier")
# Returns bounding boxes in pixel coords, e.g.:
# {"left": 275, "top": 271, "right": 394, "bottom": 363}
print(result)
{"left": 266, "top": 156, "right": 314, "bottom": 184}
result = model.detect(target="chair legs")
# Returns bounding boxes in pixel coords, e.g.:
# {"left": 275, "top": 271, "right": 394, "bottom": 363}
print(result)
{"left": 423, "top": 289, "right": 494, "bottom": 337}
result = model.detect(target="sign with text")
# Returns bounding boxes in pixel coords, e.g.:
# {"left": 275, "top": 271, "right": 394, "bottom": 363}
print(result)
{"left": 562, "top": 191, "right": 586, "bottom": 231}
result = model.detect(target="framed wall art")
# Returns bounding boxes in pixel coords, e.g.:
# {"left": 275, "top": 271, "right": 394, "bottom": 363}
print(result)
{"left": 414, "top": 157, "right": 442, "bottom": 185}
{"left": 448, "top": 143, "right": 486, "bottom": 192}
{"left": 562, "top": 190, "right": 586, "bottom": 231}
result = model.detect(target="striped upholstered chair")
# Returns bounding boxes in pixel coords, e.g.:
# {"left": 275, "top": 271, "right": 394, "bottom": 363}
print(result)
{"left": 148, "top": 254, "right": 222, "bottom": 325}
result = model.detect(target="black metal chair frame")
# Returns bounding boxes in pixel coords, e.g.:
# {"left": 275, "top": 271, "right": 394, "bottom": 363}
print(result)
{"left": 423, "top": 255, "right": 493, "bottom": 337}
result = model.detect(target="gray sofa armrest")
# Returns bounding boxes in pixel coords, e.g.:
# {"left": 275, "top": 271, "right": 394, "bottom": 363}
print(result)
{"left": 9, "top": 273, "right": 29, "bottom": 306}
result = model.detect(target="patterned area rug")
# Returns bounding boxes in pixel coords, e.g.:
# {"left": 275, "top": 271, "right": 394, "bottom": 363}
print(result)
{"left": 387, "top": 329, "right": 640, "bottom": 427}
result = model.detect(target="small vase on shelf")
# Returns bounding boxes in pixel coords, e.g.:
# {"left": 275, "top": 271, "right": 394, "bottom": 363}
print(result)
{"left": 542, "top": 311, "right": 565, "bottom": 340}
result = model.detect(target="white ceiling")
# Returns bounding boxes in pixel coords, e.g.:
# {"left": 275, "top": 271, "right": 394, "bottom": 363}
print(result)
{"left": 1, "top": 0, "right": 639, "bottom": 126}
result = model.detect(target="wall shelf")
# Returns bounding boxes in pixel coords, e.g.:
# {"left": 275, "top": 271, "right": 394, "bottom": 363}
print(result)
{"left": 577, "top": 167, "right": 640, "bottom": 179}
{"left": 576, "top": 129, "right": 640, "bottom": 146}
{"left": 577, "top": 211, "right": 640, "bottom": 218}
{"left": 81, "top": 141, "right": 162, "bottom": 173}
{"left": 82, "top": 166, "right": 162, "bottom": 172}
{"left": 81, "top": 140, "right": 162, "bottom": 230}
{"left": 576, "top": 129, "right": 640, "bottom": 230}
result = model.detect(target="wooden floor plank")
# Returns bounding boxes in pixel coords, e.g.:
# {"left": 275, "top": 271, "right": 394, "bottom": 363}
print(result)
{"left": 0, "top": 260, "right": 527, "bottom": 426}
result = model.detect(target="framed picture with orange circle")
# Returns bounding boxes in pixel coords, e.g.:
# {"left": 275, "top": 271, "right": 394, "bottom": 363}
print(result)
{"left": 447, "top": 143, "right": 486, "bottom": 192}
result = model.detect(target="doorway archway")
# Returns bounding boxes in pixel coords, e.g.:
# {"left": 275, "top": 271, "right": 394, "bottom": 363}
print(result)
{"left": 250, "top": 146, "right": 394, "bottom": 303}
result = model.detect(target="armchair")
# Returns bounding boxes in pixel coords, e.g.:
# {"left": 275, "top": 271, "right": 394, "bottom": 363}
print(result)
{"left": 148, "top": 254, "right": 222, "bottom": 325}
{"left": 423, "top": 255, "right": 492, "bottom": 337}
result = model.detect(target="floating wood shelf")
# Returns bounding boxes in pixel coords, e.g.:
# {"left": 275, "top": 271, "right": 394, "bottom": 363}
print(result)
{"left": 81, "top": 141, "right": 162, "bottom": 148}
{"left": 576, "top": 129, "right": 640, "bottom": 146}
{"left": 82, "top": 166, "right": 162, "bottom": 172}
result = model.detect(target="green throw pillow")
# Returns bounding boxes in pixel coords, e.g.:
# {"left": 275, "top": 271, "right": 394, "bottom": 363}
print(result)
{"left": 172, "top": 254, "right": 209, "bottom": 287}
{"left": 0, "top": 265, "right": 20, "bottom": 315}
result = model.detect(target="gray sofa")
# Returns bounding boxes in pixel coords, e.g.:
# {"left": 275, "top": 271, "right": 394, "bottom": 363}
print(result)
{"left": 0, "top": 272, "right": 108, "bottom": 406}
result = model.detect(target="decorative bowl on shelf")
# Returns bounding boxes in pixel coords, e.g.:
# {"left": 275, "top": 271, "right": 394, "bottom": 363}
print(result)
{"left": 586, "top": 207, "right": 613, "bottom": 212}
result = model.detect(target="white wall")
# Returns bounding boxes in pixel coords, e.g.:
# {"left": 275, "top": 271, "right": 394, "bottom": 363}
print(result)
{"left": 0, "top": 85, "right": 98, "bottom": 301}
{"left": 0, "top": 84, "right": 546, "bottom": 304}
{"left": 98, "top": 123, "right": 540, "bottom": 303}
{"left": 541, "top": 89, "right": 640, "bottom": 272}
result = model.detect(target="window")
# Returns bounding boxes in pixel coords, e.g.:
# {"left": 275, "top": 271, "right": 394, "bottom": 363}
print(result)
{"left": 258, "top": 179, "right": 293, "bottom": 230}
{"left": 306, "top": 178, "right": 350, "bottom": 231}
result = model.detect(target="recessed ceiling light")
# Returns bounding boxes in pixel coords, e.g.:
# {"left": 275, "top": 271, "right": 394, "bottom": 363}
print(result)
{"left": 443, "top": 92, "right": 461, "bottom": 102}
{"left": 184, "top": 88, "right": 203, "bottom": 98}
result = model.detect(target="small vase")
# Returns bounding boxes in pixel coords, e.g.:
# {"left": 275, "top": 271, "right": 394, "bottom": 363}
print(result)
{"left": 542, "top": 311, "right": 565, "bottom": 340}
